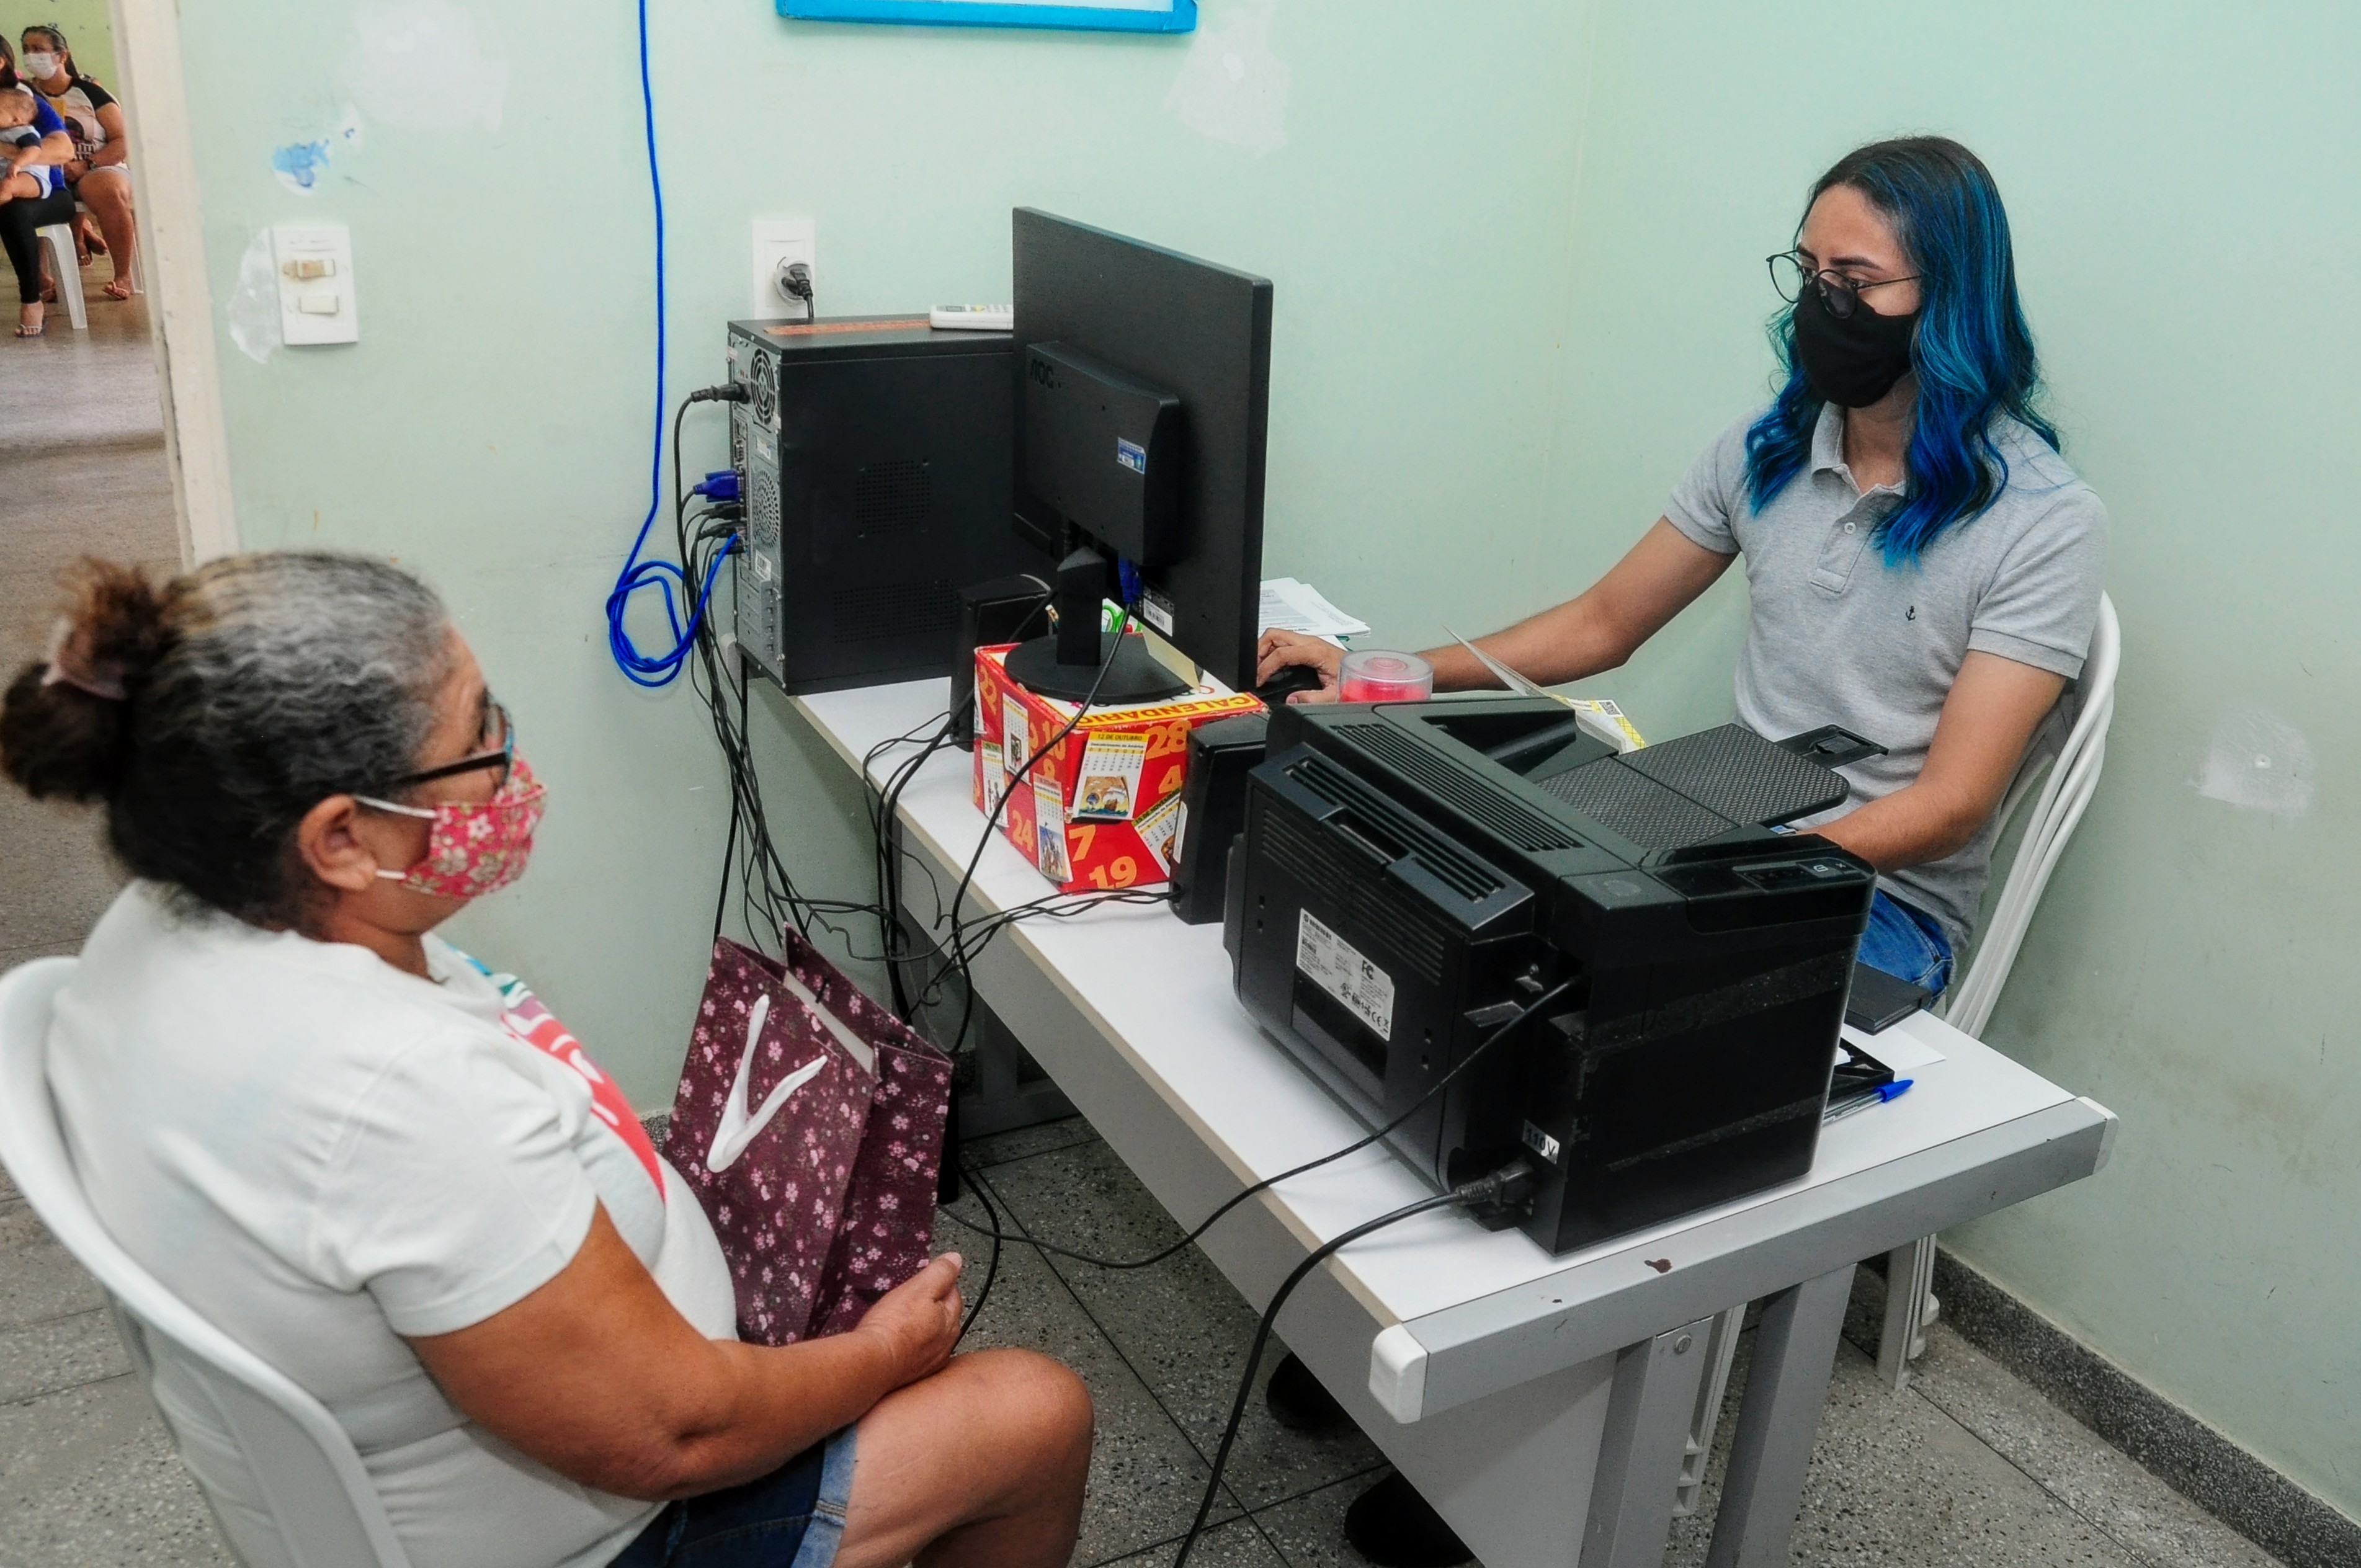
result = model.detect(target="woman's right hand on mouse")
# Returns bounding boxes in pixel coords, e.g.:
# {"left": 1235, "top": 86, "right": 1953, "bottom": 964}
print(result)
{"left": 1255, "top": 629, "right": 1342, "bottom": 705}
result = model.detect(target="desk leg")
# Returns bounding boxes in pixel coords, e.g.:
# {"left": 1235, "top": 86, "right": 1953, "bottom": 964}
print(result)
{"left": 1702, "top": 1264, "right": 1855, "bottom": 1568}
{"left": 1579, "top": 1315, "right": 1715, "bottom": 1568}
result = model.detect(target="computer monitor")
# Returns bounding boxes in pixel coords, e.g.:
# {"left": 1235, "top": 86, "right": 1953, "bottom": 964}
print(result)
{"left": 1006, "top": 209, "right": 1273, "bottom": 701}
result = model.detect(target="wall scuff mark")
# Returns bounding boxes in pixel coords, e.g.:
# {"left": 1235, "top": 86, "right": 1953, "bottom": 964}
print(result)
{"left": 2195, "top": 709, "right": 2316, "bottom": 817}
{"left": 1164, "top": 0, "right": 1288, "bottom": 154}
{"left": 270, "top": 106, "right": 363, "bottom": 194}
{"left": 340, "top": 0, "right": 509, "bottom": 133}
{"left": 226, "top": 230, "right": 282, "bottom": 364}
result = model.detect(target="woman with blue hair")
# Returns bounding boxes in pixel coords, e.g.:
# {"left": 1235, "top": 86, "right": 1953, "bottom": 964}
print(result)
{"left": 1263, "top": 134, "right": 2104, "bottom": 1004}
{"left": 1255, "top": 138, "right": 2106, "bottom": 1564}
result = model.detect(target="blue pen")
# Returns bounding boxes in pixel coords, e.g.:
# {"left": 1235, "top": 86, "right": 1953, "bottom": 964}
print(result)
{"left": 1824, "top": 1077, "right": 1912, "bottom": 1125}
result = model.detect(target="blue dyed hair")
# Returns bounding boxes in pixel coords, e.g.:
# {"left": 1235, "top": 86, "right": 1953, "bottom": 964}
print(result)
{"left": 1744, "top": 137, "right": 2056, "bottom": 564}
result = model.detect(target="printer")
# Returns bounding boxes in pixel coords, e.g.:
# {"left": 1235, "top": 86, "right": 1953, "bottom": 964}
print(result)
{"left": 1223, "top": 698, "right": 1878, "bottom": 1255}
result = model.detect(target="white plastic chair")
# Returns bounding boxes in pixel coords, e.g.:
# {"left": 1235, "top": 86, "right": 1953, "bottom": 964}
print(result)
{"left": 0, "top": 957, "right": 416, "bottom": 1567}
{"left": 34, "top": 221, "right": 87, "bottom": 330}
{"left": 1873, "top": 590, "right": 2121, "bottom": 1388}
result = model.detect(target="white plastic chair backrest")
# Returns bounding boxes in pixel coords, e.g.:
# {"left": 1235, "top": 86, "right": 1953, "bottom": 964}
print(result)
{"left": 0, "top": 958, "right": 414, "bottom": 1568}
{"left": 1942, "top": 592, "right": 2120, "bottom": 1036}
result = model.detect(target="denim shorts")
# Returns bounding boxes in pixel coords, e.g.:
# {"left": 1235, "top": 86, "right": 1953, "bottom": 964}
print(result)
{"left": 1856, "top": 889, "right": 1955, "bottom": 996}
{"left": 612, "top": 1425, "right": 857, "bottom": 1568}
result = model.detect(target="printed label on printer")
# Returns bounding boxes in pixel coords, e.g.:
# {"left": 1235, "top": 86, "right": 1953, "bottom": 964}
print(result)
{"left": 1117, "top": 437, "right": 1148, "bottom": 475}
{"left": 1297, "top": 910, "right": 1394, "bottom": 1041}
{"left": 1520, "top": 1121, "right": 1563, "bottom": 1167}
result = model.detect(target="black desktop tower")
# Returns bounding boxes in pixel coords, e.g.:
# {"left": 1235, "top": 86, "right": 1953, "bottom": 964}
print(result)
{"left": 727, "top": 317, "right": 1050, "bottom": 693}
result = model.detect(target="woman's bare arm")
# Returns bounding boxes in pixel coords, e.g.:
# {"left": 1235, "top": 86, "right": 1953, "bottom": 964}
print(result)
{"left": 1256, "top": 519, "right": 1733, "bottom": 698}
{"left": 408, "top": 1205, "right": 963, "bottom": 1501}
{"left": 1814, "top": 651, "right": 2066, "bottom": 873}
{"left": 1421, "top": 519, "right": 1734, "bottom": 689}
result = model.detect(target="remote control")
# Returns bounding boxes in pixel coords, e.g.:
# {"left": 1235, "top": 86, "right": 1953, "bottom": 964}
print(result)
{"left": 930, "top": 305, "right": 1013, "bottom": 331}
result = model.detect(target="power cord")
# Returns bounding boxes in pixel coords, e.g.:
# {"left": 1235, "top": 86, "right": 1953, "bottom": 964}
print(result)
{"left": 779, "top": 260, "right": 816, "bottom": 321}
{"left": 935, "top": 979, "right": 1574, "bottom": 1272}
{"left": 1173, "top": 1160, "right": 1540, "bottom": 1568}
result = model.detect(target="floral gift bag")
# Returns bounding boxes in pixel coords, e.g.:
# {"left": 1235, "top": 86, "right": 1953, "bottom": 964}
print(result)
{"left": 772, "top": 930, "right": 957, "bottom": 1338}
{"left": 667, "top": 930, "right": 951, "bottom": 1346}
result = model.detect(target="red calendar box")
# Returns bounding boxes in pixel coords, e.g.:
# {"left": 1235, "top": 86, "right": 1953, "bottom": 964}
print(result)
{"left": 971, "top": 640, "right": 1264, "bottom": 894}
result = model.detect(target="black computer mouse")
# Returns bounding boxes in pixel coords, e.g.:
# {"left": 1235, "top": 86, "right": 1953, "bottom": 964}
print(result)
{"left": 1252, "top": 664, "right": 1328, "bottom": 705}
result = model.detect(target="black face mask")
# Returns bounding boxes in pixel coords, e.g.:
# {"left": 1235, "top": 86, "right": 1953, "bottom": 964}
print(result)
{"left": 1791, "top": 283, "right": 1919, "bottom": 408}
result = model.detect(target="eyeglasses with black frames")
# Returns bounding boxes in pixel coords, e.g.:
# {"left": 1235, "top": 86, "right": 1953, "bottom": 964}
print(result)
{"left": 1765, "top": 251, "right": 1922, "bottom": 321}
{"left": 393, "top": 698, "right": 514, "bottom": 791}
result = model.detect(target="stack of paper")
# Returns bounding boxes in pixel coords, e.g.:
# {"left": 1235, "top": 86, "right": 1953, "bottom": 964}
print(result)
{"left": 1258, "top": 578, "right": 1370, "bottom": 643}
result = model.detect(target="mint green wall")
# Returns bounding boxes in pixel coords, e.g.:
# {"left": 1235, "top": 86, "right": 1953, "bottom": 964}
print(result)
{"left": 179, "top": 0, "right": 2357, "bottom": 1525}
{"left": 176, "top": 3, "right": 1600, "bottom": 1095}
{"left": 1538, "top": 1, "right": 2361, "bottom": 1521}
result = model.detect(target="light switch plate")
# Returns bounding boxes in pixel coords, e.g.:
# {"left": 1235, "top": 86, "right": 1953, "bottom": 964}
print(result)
{"left": 273, "top": 223, "right": 358, "bottom": 345}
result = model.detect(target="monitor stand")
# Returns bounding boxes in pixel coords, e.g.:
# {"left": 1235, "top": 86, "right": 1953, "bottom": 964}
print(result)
{"left": 1002, "top": 545, "right": 1190, "bottom": 705}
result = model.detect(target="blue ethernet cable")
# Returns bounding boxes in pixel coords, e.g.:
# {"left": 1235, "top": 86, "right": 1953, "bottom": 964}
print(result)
{"left": 602, "top": 0, "right": 730, "bottom": 688}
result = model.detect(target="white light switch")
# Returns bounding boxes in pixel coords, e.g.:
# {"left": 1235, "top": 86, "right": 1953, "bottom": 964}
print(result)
{"left": 273, "top": 224, "right": 358, "bottom": 345}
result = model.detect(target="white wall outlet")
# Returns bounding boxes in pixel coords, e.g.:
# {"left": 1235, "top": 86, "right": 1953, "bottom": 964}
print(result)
{"left": 751, "top": 216, "right": 816, "bottom": 320}
{"left": 272, "top": 224, "right": 358, "bottom": 345}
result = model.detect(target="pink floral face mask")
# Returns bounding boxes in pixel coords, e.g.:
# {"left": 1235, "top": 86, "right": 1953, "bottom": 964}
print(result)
{"left": 357, "top": 754, "right": 547, "bottom": 900}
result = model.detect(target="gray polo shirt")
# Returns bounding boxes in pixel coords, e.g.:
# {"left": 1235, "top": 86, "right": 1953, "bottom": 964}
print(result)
{"left": 1663, "top": 402, "right": 2107, "bottom": 951}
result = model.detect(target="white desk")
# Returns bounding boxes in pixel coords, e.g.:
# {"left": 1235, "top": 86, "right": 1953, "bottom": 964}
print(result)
{"left": 794, "top": 680, "right": 2115, "bottom": 1568}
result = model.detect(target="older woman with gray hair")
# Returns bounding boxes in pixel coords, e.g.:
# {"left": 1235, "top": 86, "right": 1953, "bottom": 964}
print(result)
{"left": 1, "top": 553, "right": 1092, "bottom": 1568}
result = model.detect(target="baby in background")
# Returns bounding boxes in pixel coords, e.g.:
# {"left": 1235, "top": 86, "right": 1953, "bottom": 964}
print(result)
{"left": 0, "top": 91, "right": 55, "bottom": 203}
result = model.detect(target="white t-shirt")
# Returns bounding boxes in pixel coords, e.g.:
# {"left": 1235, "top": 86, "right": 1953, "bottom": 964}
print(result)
{"left": 47, "top": 883, "right": 736, "bottom": 1568}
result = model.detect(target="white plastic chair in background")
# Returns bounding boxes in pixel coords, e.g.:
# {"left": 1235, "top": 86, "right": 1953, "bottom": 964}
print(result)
{"left": 0, "top": 958, "right": 416, "bottom": 1568}
{"left": 33, "top": 223, "right": 87, "bottom": 330}
{"left": 1671, "top": 592, "right": 2123, "bottom": 1489}
{"left": 1873, "top": 590, "right": 2122, "bottom": 1389}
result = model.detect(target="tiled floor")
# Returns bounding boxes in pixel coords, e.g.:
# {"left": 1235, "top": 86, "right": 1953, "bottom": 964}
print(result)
{"left": 0, "top": 300, "right": 2290, "bottom": 1567}
{"left": 932, "top": 1121, "right": 2285, "bottom": 1568}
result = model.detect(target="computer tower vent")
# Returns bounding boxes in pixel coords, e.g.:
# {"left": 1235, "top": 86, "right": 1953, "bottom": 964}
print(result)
{"left": 1260, "top": 803, "right": 1449, "bottom": 986}
{"left": 751, "top": 350, "right": 777, "bottom": 427}
{"left": 1336, "top": 722, "right": 1581, "bottom": 852}
{"left": 748, "top": 465, "right": 782, "bottom": 551}
{"left": 833, "top": 580, "right": 957, "bottom": 643}
{"left": 854, "top": 460, "right": 933, "bottom": 534}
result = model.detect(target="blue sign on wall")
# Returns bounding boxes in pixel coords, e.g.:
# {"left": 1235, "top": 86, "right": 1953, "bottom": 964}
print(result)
{"left": 780, "top": 0, "right": 1194, "bottom": 31}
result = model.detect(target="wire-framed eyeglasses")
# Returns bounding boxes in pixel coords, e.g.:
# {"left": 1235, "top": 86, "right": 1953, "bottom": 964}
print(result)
{"left": 1766, "top": 252, "right": 1921, "bottom": 321}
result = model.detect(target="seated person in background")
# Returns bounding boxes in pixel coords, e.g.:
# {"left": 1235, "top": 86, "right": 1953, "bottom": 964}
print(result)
{"left": 1, "top": 552, "right": 1092, "bottom": 1568}
{"left": 0, "top": 59, "right": 73, "bottom": 337}
{"left": 17, "top": 26, "right": 136, "bottom": 298}
{"left": 0, "top": 87, "right": 51, "bottom": 195}
{"left": 1254, "top": 136, "right": 2105, "bottom": 1566}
